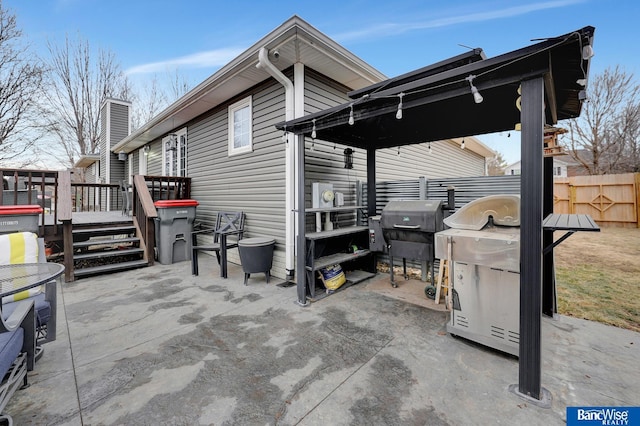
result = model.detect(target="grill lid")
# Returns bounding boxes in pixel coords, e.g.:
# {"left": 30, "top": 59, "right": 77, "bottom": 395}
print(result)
{"left": 443, "top": 195, "right": 520, "bottom": 230}
{"left": 381, "top": 200, "right": 444, "bottom": 233}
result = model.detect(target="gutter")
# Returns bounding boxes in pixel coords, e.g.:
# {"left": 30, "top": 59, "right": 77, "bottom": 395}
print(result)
{"left": 256, "top": 47, "right": 296, "bottom": 279}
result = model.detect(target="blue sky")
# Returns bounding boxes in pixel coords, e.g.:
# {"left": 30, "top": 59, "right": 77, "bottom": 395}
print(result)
{"left": 5, "top": 0, "right": 639, "bottom": 165}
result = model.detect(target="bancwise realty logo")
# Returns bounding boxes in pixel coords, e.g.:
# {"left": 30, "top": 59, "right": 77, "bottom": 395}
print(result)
{"left": 567, "top": 407, "right": 639, "bottom": 425}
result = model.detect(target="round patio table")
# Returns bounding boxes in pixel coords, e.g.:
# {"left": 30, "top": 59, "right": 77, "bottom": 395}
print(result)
{"left": 0, "top": 263, "right": 64, "bottom": 300}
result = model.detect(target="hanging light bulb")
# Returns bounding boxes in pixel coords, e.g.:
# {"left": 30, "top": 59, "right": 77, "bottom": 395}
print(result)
{"left": 397, "top": 146, "right": 400, "bottom": 156}
{"left": 465, "top": 75, "right": 483, "bottom": 104}
{"left": 348, "top": 104, "right": 354, "bottom": 125}
{"left": 311, "top": 119, "right": 317, "bottom": 139}
{"left": 461, "top": 138, "right": 466, "bottom": 150}
{"left": 396, "top": 93, "right": 405, "bottom": 119}
{"left": 428, "top": 142, "right": 432, "bottom": 154}
{"left": 282, "top": 131, "right": 288, "bottom": 143}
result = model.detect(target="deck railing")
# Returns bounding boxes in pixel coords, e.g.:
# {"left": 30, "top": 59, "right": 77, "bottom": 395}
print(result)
{"left": 70, "top": 183, "right": 122, "bottom": 212}
{"left": 1, "top": 168, "right": 61, "bottom": 236}
{"left": 143, "top": 175, "right": 191, "bottom": 201}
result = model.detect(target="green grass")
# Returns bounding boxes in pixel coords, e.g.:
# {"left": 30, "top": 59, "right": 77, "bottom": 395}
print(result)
{"left": 554, "top": 227, "right": 640, "bottom": 332}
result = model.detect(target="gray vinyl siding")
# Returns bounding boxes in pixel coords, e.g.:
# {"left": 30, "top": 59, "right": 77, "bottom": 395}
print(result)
{"left": 109, "top": 103, "right": 130, "bottom": 147}
{"left": 303, "top": 71, "right": 368, "bottom": 231}
{"left": 375, "top": 140, "right": 486, "bottom": 180}
{"left": 187, "top": 81, "right": 288, "bottom": 278}
{"left": 146, "top": 139, "right": 163, "bottom": 176}
{"left": 99, "top": 104, "right": 107, "bottom": 184}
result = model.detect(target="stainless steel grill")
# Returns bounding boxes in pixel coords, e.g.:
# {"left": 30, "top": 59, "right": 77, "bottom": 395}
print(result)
{"left": 381, "top": 200, "right": 445, "bottom": 287}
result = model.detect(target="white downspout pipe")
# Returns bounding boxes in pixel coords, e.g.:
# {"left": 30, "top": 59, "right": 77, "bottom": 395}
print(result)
{"left": 257, "top": 47, "right": 296, "bottom": 279}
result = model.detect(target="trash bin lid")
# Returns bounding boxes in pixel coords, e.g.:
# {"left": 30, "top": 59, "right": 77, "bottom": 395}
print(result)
{"left": 154, "top": 199, "right": 199, "bottom": 208}
{"left": 238, "top": 237, "right": 276, "bottom": 247}
{"left": 0, "top": 205, "right": 43, "bottom": 215}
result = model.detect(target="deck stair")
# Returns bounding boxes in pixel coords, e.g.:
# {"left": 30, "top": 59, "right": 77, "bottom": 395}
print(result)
{"left": 71, "top": 218, "right": 148, "bottom": 278}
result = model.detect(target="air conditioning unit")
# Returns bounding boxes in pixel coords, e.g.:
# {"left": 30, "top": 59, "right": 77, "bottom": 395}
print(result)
{"left": 312, "top": 182, "right": 334, "bottom": 209}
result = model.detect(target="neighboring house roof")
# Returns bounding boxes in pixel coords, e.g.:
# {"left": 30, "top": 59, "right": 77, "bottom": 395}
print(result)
{"left": 74, "top": 153, "right": 100, "bottom": 168}
{"left": 113, "top": 15, "right": 387, "bottom": 153}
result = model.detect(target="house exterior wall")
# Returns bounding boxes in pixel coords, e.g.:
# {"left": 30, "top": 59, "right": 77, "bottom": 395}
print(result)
{"left": 186, "top": 79, "right": 288, "bottom": 277}
{"left": 137, "top": 68, "right": 489, "bottom": 279}
{"left": 375, "top": 141, "right": 486, "bottom": 180}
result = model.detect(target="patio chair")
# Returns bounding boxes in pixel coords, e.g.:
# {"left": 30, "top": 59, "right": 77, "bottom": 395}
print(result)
{"left": 191, "top": 211, "right": 245, "bottom": 277}
{"left": 0, "top": 299, "right": 36, "bottom": 425}
{"left": 0, "top": 232, "right": 57, "bottom": 350}
{"left": 120, "top": 181, "right": 132, "bottom": 216}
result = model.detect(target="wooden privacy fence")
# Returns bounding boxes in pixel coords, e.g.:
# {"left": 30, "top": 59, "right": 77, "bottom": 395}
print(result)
{"left": 554, "top": 173, "right": 640, "bottom": 227}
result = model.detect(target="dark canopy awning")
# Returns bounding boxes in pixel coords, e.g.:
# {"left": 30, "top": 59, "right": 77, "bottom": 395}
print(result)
{"left": 276, "top": 26, "right": 594, "bottom": 149}
{"left": 280, "top": 25, "right": 595, "bottom": 404}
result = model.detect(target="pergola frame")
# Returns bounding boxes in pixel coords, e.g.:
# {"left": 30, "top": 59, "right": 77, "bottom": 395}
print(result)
{"left": 278, "top": 26, "right": 595, "bottom": 402}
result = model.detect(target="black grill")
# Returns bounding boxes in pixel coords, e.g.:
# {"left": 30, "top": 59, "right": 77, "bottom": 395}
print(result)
{"left": 381, "top": 200, "right": 445, "bottom": 287}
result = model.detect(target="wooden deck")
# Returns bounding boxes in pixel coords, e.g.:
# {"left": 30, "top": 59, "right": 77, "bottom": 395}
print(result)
{"left": 43, "top": 211, "right": 131, "bottom": 226}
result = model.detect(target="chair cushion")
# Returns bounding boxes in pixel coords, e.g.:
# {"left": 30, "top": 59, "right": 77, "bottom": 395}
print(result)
{"left": 2, "top": 293, "right": 50, "bottom": 325}
{"left": 0, "top": 232, "right": 39, "bottom": 265}
{"left": 0, "top": 232, "right": 44, "bottom": 303}
{"left": 0, "top": 328, "right": 23, "bottom": 378}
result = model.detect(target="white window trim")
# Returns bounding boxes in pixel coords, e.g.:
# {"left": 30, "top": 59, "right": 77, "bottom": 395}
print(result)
{"left": 228, "top": 96, "right": 253, "bottom": 156}
{"left": 162, "top": 127, "right": 187, "bottom": 176}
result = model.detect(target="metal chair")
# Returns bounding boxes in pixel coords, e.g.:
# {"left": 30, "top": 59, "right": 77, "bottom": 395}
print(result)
{"left": 120, "top": 181, "right": 132, "bottom": 216}
{"left": 191, "top": 212, "right": 245, "bottom": 278}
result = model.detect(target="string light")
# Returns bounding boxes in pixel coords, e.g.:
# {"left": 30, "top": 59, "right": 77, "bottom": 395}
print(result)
{"left": 276, "top": 32, "right": 586, "bottom": 135}
{"left": 282, "top": 126, "right": 288, "bottom": 143}
{"left": 461, "top": 138, "right": 466, "bottom": 150}
{"left": 397, "top": 146, "right": 400, "bottom": 156}
{"left": 428, "top": 142, "right": 432, "bottom": 154}
{"left": 396, "top": 93, "right": 405, "bottom": 119}
{"left": 348, "top": 104, "right": 354, "bottom": 125}
{"left": 311, "top": 119, "right": 317, "bottom": 139}
{"left": 465, "top": 75, "right": 483, "bottom": 104}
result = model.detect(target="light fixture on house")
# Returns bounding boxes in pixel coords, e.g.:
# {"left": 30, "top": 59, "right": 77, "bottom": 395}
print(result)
{"left": 118, "top": 151, "right": 127, "bottom": 161}
{"left": 143, "top": 145, "right": 150, "bottom": 156}
{"left": 461, "top": 138, "right": 466, "bottom": 150}
{"left": 343, "top": 148, "right": 353, "bottom": 169}
{"left": 348, "top": 104, "right": 355, "bottom": 125}
{"left": 465, "top": 75, "right": 483, "bottom": 104}
{"left": 428, "top": 142, "right": 432, "bottom": 154}
{"left": 311, "top": 119, "right": 317, "bottom": 139}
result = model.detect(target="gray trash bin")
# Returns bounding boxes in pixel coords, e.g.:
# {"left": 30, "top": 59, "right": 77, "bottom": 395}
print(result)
{"left": 154, "top": 199, "right": 199, "bottom": 264}
{"left": 0, "top": 205, "right": 42, "bottom": 234}
{"left": 238, "top": 237, "right": 276, "bottom": 285}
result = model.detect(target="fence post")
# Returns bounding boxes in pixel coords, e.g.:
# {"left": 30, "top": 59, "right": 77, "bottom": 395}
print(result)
{"left": 635, "top": 173, "right": 640, "bottom": 228}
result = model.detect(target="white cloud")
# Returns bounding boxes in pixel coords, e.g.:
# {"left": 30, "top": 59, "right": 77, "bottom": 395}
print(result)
{"left": 334, "top": 0, "right": 586, "bottom": 42}
{"left": 125, "top": 47, "right": 245, "bottom": 75}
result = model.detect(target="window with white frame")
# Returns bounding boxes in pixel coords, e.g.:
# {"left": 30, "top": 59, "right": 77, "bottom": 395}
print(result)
{"left": 162, "top": 128, "right": 187, "bottom": 176}
{"left": 228, "top": 96, "right": 253, "bottom": 155}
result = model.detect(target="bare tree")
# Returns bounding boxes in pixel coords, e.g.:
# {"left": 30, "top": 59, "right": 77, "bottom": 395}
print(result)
{"left": 169, "top": 68, "right": 191, "bottom": 101}
{"left": 130, "top": 74, "right": 168, "bottom": 130}
{"left": 486, "top": 151, "right": 508, "bottom": 176}
{"left": 0, "top": 2, "right": 45, "bottom": 164}
{"left": 564, "top": 66, "right": 640, "bottom": 174}
{"left": 43, "top": 34, "right": 131, "bottom": 168}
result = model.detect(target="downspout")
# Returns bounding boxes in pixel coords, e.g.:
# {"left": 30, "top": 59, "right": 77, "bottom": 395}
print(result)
{"left": 257, "top": 47, "right": 296, "bottom": 279}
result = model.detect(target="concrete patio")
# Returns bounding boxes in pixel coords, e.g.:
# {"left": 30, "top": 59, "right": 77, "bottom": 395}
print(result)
{"left": 6, "top": 258, "right": 639, "bottom": 425}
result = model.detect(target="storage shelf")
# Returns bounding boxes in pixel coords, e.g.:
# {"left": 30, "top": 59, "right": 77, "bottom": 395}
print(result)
{"left": 305, "top": 205, "right": 365, "bottom": 213}
{"left": 306, "top": 249, "right": 371, "bottom": 272}
{"left": 306, "top": 226, "right": 368, "bottom": 240}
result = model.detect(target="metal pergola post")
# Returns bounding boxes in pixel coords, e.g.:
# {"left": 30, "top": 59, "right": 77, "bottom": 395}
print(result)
{"left": 296, "top": 134, "right": 308, "bottom": 306}
{"left": 542, "top": 156, "right": 556, "bottom": 317}
{"left": 514, "top": 76, "right": 550, "bottom": 405}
